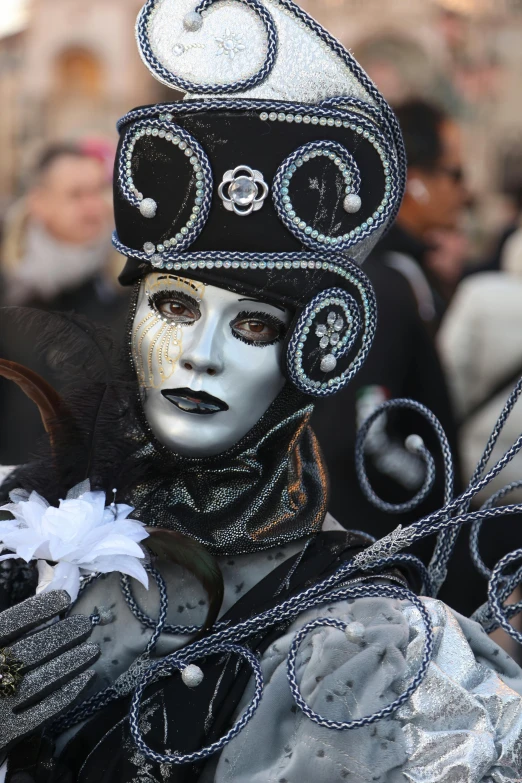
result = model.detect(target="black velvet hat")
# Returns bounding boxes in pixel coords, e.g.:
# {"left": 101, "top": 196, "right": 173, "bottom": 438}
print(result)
{"left": 114, "top": 0, "right": 406, "bottom": 397}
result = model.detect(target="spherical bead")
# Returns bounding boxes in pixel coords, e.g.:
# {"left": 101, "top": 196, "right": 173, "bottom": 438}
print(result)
{"left": 140, "top": 198, "right": 157, "bottom": 218}
{"left": 182, "top": 664, "right": 204, "bottom": 688}
{"left": 320, "top": 354, "right": 337, "bottom": 373}
{"left": 405, "top": 434, "right": 425, "bottom": 454}
{"left": 343, "top": 194, "right": 362, "bottom": 214}
{"left": 344, "top": 621, "right": 365, "bottom": 644}
{"left": 183, "top": 11, "right": 203, "bottom": 31}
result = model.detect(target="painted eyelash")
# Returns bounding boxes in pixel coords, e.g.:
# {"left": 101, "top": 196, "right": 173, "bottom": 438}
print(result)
{"left": 231, "top": 310, "right": 287, "bottom": 348}
{"left": 148, "top": 289, "right": 201, "bottom": 321}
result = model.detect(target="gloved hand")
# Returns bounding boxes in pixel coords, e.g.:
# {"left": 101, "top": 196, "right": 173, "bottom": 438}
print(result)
{"left": 0, "top": 590, "right": 98, "bottom": 756}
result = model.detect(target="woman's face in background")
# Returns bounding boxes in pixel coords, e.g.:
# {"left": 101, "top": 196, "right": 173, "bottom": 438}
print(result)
{"left": 132, "top": 273, "right": 291, "bottom": 457}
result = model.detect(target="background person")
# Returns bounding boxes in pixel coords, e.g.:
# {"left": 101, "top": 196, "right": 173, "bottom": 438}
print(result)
{"left": 0, "top": 143, "right": 128, "bottom": 466}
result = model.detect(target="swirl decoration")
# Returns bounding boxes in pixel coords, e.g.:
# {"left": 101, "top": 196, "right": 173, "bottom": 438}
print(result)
{"left": 286, "top": 265, "right": 377, "bottom": 398}
{"left": 136, "top": 0, "right": 278, "bottom": 95}
{"left": 272, "top": 138, "right": 394, "bottom": 253}
{"left": 286, "top": 591, "right": 433, "bottom": 731}
{"left": 118, "top": 118, "right": 213, "bottom": 256}
{"left": 355, "top": 399, "right": 454, "bottom": 517}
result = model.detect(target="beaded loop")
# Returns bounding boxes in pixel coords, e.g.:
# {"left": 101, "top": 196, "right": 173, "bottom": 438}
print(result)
{"left": 136, "top": 0, "right": 278, "bottom": 95}
{"left": 272, "top": 138, "right": 393, "bottom": 252}
{"left": 286, "top": 287, "right": 362, "bottom": 396}
{"left": 118, "top": 118, "right": 213, "bottom": 255}
{"left": 129, "top": 643, "right": 264, "bottom": 764}
{"left": 286, "top": 588, "right": 433, "bottom": 731}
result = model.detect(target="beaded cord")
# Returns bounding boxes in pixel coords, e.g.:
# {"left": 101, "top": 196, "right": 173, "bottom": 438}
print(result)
{"left": 52, "top": 563, "right": 169, "bottom": 735}
{"left": 286, "top": 586, "right": 433, "bottom": 731}
{"left": 271, "top": 137, "right": 393, "bottom": 252}
{"left": 129, "top": 642, "right": 264, "bottom": 764}
{"left": 137, "top": 0, "right": 278, "bottom": 94}
{"left": 54, "top": 408, "right": 522, "bottom": 747}
{"left": 117, "top": 118, "right": 213, "bottom": 255}
{"left": 115, "top": 99, "right": 401, "bottom": 258}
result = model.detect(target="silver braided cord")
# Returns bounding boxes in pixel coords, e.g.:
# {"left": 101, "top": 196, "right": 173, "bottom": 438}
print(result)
{"left": 129, "top": 643, "right": 264, "bottom": 764}
{"left": 470, "top": 480, "right": 522, "bottom": 580}
{"left": 52, "top": 564, "right": 168, "bottom": 735}
{"left": 286, "top": 586, "right": 433, "bottom": 730}
{"left": 355, "top": 398, "right": 454, "bottom": 594}
{"left": 128, "top": 581, "right": 433, "bottom": 762}
{"left": 136, "top": 0, "right": 278, "bottom": 95}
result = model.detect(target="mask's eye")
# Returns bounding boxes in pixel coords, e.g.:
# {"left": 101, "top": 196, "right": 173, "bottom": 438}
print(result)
{"left": 149, "top": 290, "right": 200, "bottom": 324}
{"left": 231, "top": 311, "right": 286, "bottom": 346}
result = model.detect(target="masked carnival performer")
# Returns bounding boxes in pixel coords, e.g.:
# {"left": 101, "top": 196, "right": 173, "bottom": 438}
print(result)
{"left": 1, "top": 1, "right": 522, "bottom": 781}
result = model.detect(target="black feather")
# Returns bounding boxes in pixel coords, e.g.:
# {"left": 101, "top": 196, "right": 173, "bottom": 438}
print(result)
{"left": 0, "top": 306, "right": 138, "bottom": 502}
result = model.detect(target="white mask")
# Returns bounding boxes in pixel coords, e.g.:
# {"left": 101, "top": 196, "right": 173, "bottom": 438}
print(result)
{"left": 132, "top": 273, "right": 291, "bottom": 457}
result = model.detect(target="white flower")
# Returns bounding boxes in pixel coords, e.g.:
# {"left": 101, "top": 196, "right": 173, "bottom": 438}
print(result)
{"left": 0, "top": 483, "right": 149, "bottom": 601}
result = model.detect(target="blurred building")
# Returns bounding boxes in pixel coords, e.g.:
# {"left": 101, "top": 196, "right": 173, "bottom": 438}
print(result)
{"left": 3, "top": 0, "right": 522, "bottom": 241}
{"left": 300, "top": 0, "right": 522, "bottom": 244}
{"left": 0, "top": 0, "right": 168, "bottom": 210}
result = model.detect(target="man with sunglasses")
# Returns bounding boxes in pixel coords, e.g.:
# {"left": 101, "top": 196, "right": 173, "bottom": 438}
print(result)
{"left": 376, "top": 99, "right": 469, "bottom": 333}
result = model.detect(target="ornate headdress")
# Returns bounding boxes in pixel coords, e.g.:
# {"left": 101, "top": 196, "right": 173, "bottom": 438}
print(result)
{"left": 114, "top": 0, "right": 406, "bottom": 399}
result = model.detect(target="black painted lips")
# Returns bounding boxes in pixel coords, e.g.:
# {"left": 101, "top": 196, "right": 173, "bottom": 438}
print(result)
{"left": 161, "top": 387, "right": 229, "bottom": 415}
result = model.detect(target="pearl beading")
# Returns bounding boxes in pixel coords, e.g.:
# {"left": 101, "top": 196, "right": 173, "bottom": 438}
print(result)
{"left": 270, "top": 134, "right": 392, "bottom": 252}
{"left": 115, "top": 99, "right": 401, "bottom": 258}
{"left": 118, "top": 118, "right": 213, "bottom": 255}
{"left": 287, "top": 288, "right": 363, "bottom": 396}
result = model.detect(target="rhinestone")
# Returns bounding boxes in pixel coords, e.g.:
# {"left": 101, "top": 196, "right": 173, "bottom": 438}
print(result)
{"left": 260, "top": 112, "right": 268, "bottom": 121}
{"left": 319, "top": 336, "right": 329, "bottom": 349}
{"left": 330, "top": 333, "right": 340, "bottom": 345}
{"left": 151, "top": 254, "right": 163, "bottom": 267}
{"left": 179, "top": 141, "right": 187, "bottom": 150}
{"left": 143, "top": 242, "right": 155, "bottom": 255}
{"left": 344, "top": 621, "right": 365, "bottom": 643}
{"left": 229, "top": 176, "right": 258, "bottom": 206}
{"left": 268, "top": 112, "right": 277, "bottom": 121}
{"left": 334, "top": 318, "right": 344, "bottom": 331}
{"left": 327, "top": 312, "right": 336, "bottom": 325}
